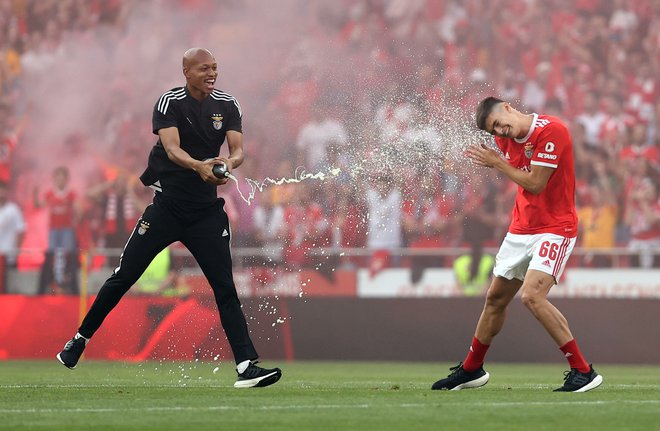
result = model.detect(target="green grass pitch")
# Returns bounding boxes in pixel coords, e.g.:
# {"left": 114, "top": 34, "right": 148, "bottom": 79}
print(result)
{"left": 1, "top": 361, "right": 659, "bottom": 431}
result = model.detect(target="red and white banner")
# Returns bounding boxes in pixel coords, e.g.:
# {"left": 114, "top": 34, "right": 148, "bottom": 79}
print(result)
{"left": 554, "top": 269, "right": 660, "bottom": 298}
{"left": 358, "top": 269, "right": 463, "bottom": 297}
{"left": 185, "top": 269, "right": 357, "bottom": 298}
{"left": 179, "top": 268, "right": 660, "bottom": 299}
{"left": 356, "top": 268, "right": 660, "bottom": 298}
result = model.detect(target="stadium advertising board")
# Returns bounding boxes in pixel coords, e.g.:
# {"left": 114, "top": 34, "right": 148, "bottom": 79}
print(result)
{"left": 357, "top": 269, "right": 660, "bottom": 298}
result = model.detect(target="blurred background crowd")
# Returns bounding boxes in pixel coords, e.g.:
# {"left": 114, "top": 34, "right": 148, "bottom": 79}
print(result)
{"left": 0, "top": 0, "right": 659, "bottom": 295}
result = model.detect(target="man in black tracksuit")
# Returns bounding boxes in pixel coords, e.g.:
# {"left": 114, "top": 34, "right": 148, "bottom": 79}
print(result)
{"left": 57, "top": 48, "right": 282, "bottom": 388}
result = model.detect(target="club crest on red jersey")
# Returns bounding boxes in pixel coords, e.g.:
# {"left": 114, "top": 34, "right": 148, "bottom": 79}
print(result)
{"left": 211, "top": 114, "right": 223, "bottom": 130}
{"left": 524, "top": 142, "right": 534, "bottom": 159}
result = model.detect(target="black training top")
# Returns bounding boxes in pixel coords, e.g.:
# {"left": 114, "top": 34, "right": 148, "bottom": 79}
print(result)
{"left": 139, "top": 86, "right": 242, "bottom": 204}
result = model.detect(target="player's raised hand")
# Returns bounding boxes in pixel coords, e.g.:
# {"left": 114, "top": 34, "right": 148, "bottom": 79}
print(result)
{"left": 466, "top": 143, "right": 502, "bottom": 168}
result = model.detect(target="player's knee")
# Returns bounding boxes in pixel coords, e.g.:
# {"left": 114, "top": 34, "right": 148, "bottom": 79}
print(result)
{"left": 520, "top": 290, "right": 544, "bottom": 311}
{"left": 484, "top": 289, "right": 509, "bottom": 311}
{"left": 520, "top": 278, "right": 549, "bottom": 309}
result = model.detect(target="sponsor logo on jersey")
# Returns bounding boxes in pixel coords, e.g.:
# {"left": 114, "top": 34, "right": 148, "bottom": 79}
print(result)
{"left": 542, "top": 259, "right": 551, "bottom": 267}
{"left": 524, "top": 143, "right": 534, "bottom": 159}
{"left": 222, "top": 228, "right": 229, "bottom": 237}
{"left": 211, "top": 114, "right": 224, "bottom": 130}
{"left": 138, "top": 220, "right": 150, "bottom": 235}
{"left": 505, "top": 152, "right": 510, "bottom": 160}
{"left": 537, "top": 153, "right": 558, "bottom": 160}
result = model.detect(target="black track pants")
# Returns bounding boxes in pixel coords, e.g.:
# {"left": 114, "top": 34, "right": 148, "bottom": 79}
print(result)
{"left": 78, "top": 198, "right": 258, "bottom": 363}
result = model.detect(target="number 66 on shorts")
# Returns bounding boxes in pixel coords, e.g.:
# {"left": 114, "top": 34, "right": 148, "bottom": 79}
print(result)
{"left": 493, "top": 233, "right": 576, "bottom": 282}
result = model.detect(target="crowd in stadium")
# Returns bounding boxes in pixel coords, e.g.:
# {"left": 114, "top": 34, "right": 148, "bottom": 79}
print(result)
{"left": 1, "top": 0, "right": 658, "bottom": 290}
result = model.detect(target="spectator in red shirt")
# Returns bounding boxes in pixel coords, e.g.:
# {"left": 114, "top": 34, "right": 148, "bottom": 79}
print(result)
{"left": 0, "top": 107, "right": 18, "bottom": 184}
{"left": 34, "top": 166, "right": 78, "bottom": 251}
{"left": 33, "top": 166, "right": 80, "bottom": 294}
{"left": 624, "top": 176, "right": 660, "bottom": 268}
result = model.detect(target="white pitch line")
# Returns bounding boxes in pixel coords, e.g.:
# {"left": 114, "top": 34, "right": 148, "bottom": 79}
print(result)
{"left": 3, "top": 383, "right": 660, "bottom": 389}
{"left": 1, "top": 400, "right": 659, "bottom": 414}
{"left": 0, "top": 384, "right": 226, "bottom": 389}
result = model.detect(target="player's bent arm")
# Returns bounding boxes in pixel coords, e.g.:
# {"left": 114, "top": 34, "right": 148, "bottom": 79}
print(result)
{"left": 225, "top": 130, "right": 244, "bottom": 170}
{"left": 159, "top": 127, "right": 220, "bottom": 184}
{"left": 493, "top": 159, "right": 553, "bottom": 195}
{"left": 158, "top": 127, "right": 205, "bottom": 173}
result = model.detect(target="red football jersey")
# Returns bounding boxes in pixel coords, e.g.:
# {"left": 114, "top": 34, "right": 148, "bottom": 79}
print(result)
{"left": 44, "top": 188, "right": 76, "bottom": 229}
{"left": 495, "top": 114, "right": 578, "bottom": 237}
{"left": 0, "top": 134, "right": 17, "bottom": 183}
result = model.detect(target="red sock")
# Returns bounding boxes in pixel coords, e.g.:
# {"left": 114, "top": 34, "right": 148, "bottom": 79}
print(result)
{"left": 463, "top": 337, "right": 490, "bottom": 372}
{"left": 560, "top": 339, "right": 590, "bottom": 373}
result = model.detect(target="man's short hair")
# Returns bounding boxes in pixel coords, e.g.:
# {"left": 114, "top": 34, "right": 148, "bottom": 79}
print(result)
{"left": 476, "top": 97, "right": 505, "bottom": 131}
{"left": 54, "top": 166, "right": 69, "bottom": 177}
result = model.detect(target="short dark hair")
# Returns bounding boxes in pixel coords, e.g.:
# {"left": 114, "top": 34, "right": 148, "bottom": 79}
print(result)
{"left": 54, "top": 166, "right": 69, "bottom": 177}
{"left": 476, "top": 96, "right": 505, "bottom": 131}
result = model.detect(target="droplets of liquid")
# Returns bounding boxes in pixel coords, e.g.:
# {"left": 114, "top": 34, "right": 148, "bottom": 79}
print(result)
{"left": 227, "top": 167, "right": 341, "bottom": 205}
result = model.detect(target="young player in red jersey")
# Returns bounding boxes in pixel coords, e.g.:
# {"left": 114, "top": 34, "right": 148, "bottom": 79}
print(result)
{"left": 432, "top": 97, "right": 602, "bottom": 392}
